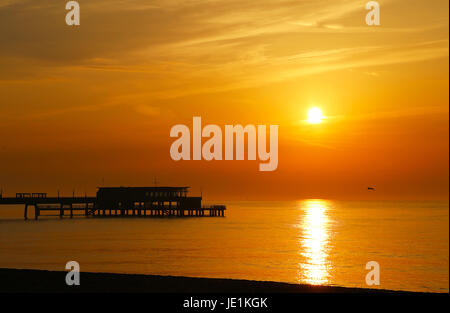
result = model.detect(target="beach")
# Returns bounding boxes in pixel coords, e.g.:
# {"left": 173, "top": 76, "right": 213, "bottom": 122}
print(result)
{"left": 0, "top": 268, "right": 416, "bottom": 293}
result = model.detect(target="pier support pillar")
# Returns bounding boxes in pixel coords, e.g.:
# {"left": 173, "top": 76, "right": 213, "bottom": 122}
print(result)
{"left": 24, "top": 204, "right": 28, "bottom": 220}
{"left": 34, "top": 205, "right": 39, "bottom": 220}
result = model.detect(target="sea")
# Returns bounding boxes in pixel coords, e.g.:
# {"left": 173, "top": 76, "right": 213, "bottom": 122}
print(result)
{"left": 0, "top": 200, "right": 448, "bottom": 293}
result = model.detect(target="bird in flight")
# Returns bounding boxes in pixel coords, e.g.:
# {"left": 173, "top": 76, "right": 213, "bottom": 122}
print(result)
{"left": 368, "top": 187, "right": 376, "bottom": 191}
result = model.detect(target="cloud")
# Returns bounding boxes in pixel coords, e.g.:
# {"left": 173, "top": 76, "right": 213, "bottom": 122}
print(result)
{"left": 0, "top": 0, "right": 448, "bottom": 104}
{"left": 2, "top": 0, "right": 445, "bottom": 64}
{"left": 134, "top": 104, "right": 161, "bottom": 116}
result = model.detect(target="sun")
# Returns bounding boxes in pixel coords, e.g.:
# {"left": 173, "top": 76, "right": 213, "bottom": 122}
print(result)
{"left": 307, "top": 107, "right": 324, "bottom": 124}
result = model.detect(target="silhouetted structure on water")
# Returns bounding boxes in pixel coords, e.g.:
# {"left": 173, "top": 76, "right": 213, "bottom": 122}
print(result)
{"left": 0, "top": 187, "right": 226, "bottom": 220}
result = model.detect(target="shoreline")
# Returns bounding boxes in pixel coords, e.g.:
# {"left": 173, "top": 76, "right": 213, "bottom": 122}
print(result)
{"left": 0, "top": 268, "right": 427, "bottom": 293}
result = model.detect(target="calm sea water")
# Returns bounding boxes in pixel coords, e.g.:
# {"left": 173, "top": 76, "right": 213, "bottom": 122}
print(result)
{"left": 0, "top": 200, "right": 448, "bottom": 293}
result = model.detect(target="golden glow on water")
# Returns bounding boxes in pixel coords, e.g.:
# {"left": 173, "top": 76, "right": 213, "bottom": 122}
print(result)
{"left": 298, "top": 199, "right": 331, "bottom": 285}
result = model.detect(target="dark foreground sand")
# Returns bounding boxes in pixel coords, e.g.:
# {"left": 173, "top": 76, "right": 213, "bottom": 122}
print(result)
{"left": 0, "top": 268, "right": 416, "bottom": 293}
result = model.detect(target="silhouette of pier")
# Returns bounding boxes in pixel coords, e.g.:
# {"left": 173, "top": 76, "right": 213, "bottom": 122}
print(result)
{"left": 0, "top": 187, "right": 226, "bottom": 220}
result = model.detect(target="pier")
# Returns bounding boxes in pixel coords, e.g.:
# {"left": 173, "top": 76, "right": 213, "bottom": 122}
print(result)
{"left": 0, "top": 187, "right": 226, "bottom": 220}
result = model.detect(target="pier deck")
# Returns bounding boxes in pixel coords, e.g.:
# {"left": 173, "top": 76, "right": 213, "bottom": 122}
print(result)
{"left": 0, "top": 187, "right": 226, "bottom": 220}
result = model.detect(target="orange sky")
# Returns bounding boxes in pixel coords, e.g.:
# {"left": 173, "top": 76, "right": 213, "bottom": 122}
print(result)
{"left": 0, "top": 0, "right": 448, "bottom": 200}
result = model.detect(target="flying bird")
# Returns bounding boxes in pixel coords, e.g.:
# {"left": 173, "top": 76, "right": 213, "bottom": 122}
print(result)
{"left": 368, "top": 187, "right": 376, "bottom": 191}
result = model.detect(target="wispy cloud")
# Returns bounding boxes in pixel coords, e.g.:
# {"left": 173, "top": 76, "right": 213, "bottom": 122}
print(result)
{"left": 0, "top": 0, "right": 448, "bottom": 118}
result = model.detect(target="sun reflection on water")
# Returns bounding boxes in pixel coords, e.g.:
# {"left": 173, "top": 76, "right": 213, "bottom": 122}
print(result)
{"left": 298, "top": 199, "right": 331, "bottom": 285}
